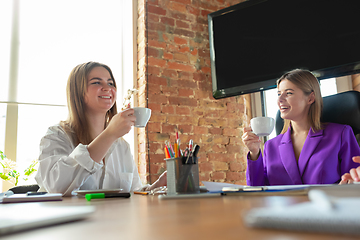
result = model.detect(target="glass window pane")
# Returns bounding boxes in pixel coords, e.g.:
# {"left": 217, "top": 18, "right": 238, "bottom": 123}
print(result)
{"left": 320, "top": 78, "right": 337, "bottom": 97}
{"left": 0, "top": 104, "right": 6, "bottom": 152}
{"left": 17, "top": 0, "right": 126, "bottom": 105}
{"left": 0, "top": 1, "right": 12, "bottom": 102}
{"left": 16, "top": 104, "right": 67, "bottom": 185}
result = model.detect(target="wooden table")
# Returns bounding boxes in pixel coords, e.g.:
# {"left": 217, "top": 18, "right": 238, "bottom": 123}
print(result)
{"left": 2, "top": 194, "right": 359, "bottom": 240}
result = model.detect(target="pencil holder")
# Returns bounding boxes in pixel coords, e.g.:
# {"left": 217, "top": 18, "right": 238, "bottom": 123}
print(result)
{"left": 165, "top": 157, "right": 200, "bottom": 195}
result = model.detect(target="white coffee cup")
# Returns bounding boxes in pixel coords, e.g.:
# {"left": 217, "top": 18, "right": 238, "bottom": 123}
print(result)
{"left": 250, "top": 117, "right": 275, "bottom": 137}
{"left": 133, "top": 107, "right": 151, "bottom": 128}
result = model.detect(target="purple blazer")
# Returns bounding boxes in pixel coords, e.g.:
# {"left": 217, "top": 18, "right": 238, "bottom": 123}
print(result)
{"left": 246, "top": 123, "right": 360, "bottom": 186}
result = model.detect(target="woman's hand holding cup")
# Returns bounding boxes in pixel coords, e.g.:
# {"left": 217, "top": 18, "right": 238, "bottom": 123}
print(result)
{"left": 242, "top": 126, "right": 261, "bottom": 160}
{"left": 107, "top": 108, "right": 136, "bottom": 139}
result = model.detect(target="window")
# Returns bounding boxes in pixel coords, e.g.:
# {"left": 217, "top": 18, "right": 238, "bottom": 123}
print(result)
{"left": 0, "top": 0, "right": 136, "bottom": 190}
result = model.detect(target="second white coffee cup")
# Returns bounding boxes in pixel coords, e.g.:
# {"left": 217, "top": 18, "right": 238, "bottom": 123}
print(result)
{"left": 250, "top": 117, "right": 275, "bottom": 136}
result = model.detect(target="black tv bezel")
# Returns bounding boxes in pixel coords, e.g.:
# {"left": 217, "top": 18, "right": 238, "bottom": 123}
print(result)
{"left": 208, "top": 0, "right": 360, "bottom": 99}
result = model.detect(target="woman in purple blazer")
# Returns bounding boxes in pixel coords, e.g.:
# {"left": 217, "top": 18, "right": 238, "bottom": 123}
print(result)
{"left": 242, "top": 69, "right": 360, "bottom": 186}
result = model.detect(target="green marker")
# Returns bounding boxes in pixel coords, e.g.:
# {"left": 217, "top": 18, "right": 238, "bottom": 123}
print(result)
{"left": 85, "top": 192, "right": 131, "bottom": 201}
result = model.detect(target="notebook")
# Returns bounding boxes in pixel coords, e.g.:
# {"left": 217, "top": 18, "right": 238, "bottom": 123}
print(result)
{"left": 0, "top": 203, "right": 95, "bottom": 235}
{"left": 244, "top": 188, "right": 360, "bottom": 236}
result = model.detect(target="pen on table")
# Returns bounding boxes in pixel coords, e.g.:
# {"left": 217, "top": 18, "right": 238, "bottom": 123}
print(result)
{"left": 85, "top": 192, "right": 131, "bottom": 201}
{"left": 134, "top": 191, "right": 149, "bottom": 195}
{"left": 27, "top": 191, "right": 47, "bottom": 196}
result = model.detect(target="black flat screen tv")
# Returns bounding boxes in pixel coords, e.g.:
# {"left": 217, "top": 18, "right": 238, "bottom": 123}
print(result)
{"left": 208, "top": 0, "right": 360, "bottom": 99}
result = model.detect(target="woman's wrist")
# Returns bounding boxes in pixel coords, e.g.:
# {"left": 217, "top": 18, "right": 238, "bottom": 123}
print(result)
{"left": 249, "top": 149, "right": 260, "bottom": 161}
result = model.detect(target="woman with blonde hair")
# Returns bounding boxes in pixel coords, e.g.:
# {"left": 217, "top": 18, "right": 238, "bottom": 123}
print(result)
{"left": 242, "top": 69, "right": 360, "bottom": 186}
{"left": 36, "top": 62, "right": 166, "bottom": 195}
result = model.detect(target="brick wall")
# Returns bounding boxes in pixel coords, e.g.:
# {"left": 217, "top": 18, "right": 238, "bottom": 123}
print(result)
{"left": 137, "top": 0, "right": 251, "bottom": 185}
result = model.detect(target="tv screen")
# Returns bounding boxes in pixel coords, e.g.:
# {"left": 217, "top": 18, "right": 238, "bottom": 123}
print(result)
{"left": 208, "top": 0, "right": 360, "bottom": 99}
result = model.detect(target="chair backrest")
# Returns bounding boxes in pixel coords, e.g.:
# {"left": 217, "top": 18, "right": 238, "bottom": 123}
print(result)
{"left": 275, "top": 90, "right": 360, "bottom": 135}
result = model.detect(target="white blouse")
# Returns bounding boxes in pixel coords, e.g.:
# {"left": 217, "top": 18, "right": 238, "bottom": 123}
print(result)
{"left": 35, "top": 124, "right": 143, "bottom": 196}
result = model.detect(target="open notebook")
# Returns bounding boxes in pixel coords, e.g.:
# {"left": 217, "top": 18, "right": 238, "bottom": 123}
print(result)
{"left": 0, "top": 203, "right": 95, "bottom": 236}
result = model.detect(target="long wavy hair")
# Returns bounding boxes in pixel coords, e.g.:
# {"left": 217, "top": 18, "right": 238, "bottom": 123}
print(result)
{"left": 278, "top": 69, "right": 323, "bottom": 134}
{"left": 60, "top": 62, "right": 118, "bottom": 145}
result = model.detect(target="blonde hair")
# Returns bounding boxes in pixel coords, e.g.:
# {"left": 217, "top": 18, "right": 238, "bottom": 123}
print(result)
{"left": 60, "top": 62, "right": 118, "bottom": 145}
{"left": 277, "top": 69, "right": 323, "bottom": 134}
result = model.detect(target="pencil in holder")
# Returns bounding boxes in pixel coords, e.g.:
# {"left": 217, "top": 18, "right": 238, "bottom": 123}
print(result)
{"left": 165, "top": 157, "right": 200, "bottom": 195}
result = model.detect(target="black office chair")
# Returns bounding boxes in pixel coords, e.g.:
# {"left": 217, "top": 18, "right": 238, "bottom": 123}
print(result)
{"left": 275, "top": 90, "right": 360, "bottom": 136}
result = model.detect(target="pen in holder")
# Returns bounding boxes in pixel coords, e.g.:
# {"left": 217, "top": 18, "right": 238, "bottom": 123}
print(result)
{"left": 165, "top": 156, "right": 200, "bottom": 195}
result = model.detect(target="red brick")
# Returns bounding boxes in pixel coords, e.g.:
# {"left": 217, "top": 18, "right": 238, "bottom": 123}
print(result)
{"left": 178, "top": 88, "right": 194, "bottom": 97}
{"left": 168, "top": 62, "right": 195, "bottom": 72}
{"left": 214, "top": 161, "right": 228, "bottom": 171}
{"left": 148, "top": 75, "right": 167, "bottom": 86}
{"left": 201, "top": 66, "right": 211, "bottom": 74}
{"left": 223, "top": 128, "right": 240, "bottom": 137}
{"left": 163, "top": 52, "right": 173, "bottom": 60}
{"left": 148, "top": 40, "right": 167, "bottom": 49}
{"left": 176, "top": 20, "right": 190, "bottom": 29}
{"left": 209, "top": 127, "right": 222, "bottom": 135}
{"left": 174, "top": 0, "right": 191, "bottom": 4}
{"left": 150, "top": 163, "right": 166, "bottom": 174}
{"left": 211, "top": 172, "right": 226, "bottom": 181}
{"left": 187, "top": 5, "right": 200, "bottom": 15}
{"left": 229, "top": 162, "right": 246, "bottom": 172}
{"left": 147, "top": 121, "right": 161, "bottom": 132}
{"left": 148, "top": 132, "right": 169, "bottom": 142}
{"left": 200, "top": 9, "right": 212, "bottom": 17}
{"left": 148, "top": 5, "right": 167, "bottom": 15}
{"left": 226, "top": 144, "right": 241, "bottom": 154}
{"left": 167, "top": 115, "right": 197, "bottom": 125}
{"left": 161, "top": 86, "right": 178, "bottom": 95}
{"left": 147, "top": 66, "right": 161, "bottom": 75}
{"left": 148, "top": 13, "right": 160, "bottom": 22}
{"left": 149, "top": 142, "right": 162, "bottom": 153}
{"left": 148, "top": 112, "right": 167, "bottom": 122}
{"left": 175, "top": 106, "right": 191, "bottom": 115}
{"left": 148, "top": 57, "right": 167, "bottom": 67}
{"left": 199, "top": 162, "right": 214, "bottom": 172}
{"left": 160, "top": 17, "right": 175, "bottom": 26}
{"left": 190, "top": 48, "right": 198, "bottom": 56}
{"left": 179, "top": 46, "right": 190, "bottom": 53}
{"left": 169, "top": 2, "right": 187, "bottom": 13}
{"left": 199, "top": 172, "right": 210, "bottom": 182}
{"left": 148, "top": 22, "right": 166, "bottom": 31}
{"left": 173, "top": 52, "right": 189, "bottom": 62}
{"left": 208, "top": 153, "right": 235, "bottom": 162}
{"left": 174, "top": 36, "right": 188, "bottom": 45}
{"left": 211, "top": 144, "right": 226, "bottom": 153}
{"left": 177, "top": 124, "right": 193, "bottom": 134}
{"left": 161, "top": 105, "right": 175, "bottom": 114}
{"left": 148, "top": 83, "right": 161, "bottom": 95}
{"left": 198, "top": 48, "right": 210, "bottom": 58}
{"left": 226, "top": 172, "right": 242, "bottom": 181}
{"left": 162, "top": 124, "right": 177, "bottom": 134}
{"left": 193, "top": 126, "right": 208, "bottom": 135}
{"left": 168, "top": 96, "right": 197, "bottom": 107}
{"left": 198, "top": 118, "right": 227, "bottom": 128}
{"left": 174, "top": 28, "right": 195, "bottom": 38}
{"left": 147, "top": 47, "right": 160, "bottom": 58}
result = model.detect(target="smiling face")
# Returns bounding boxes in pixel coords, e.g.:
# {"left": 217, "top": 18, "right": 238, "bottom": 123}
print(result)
{"left": 277, "top": 79, "right": 314, "bottom": 122}
{"left": 84, "top": 66, "right": 117, "bottom": 115}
